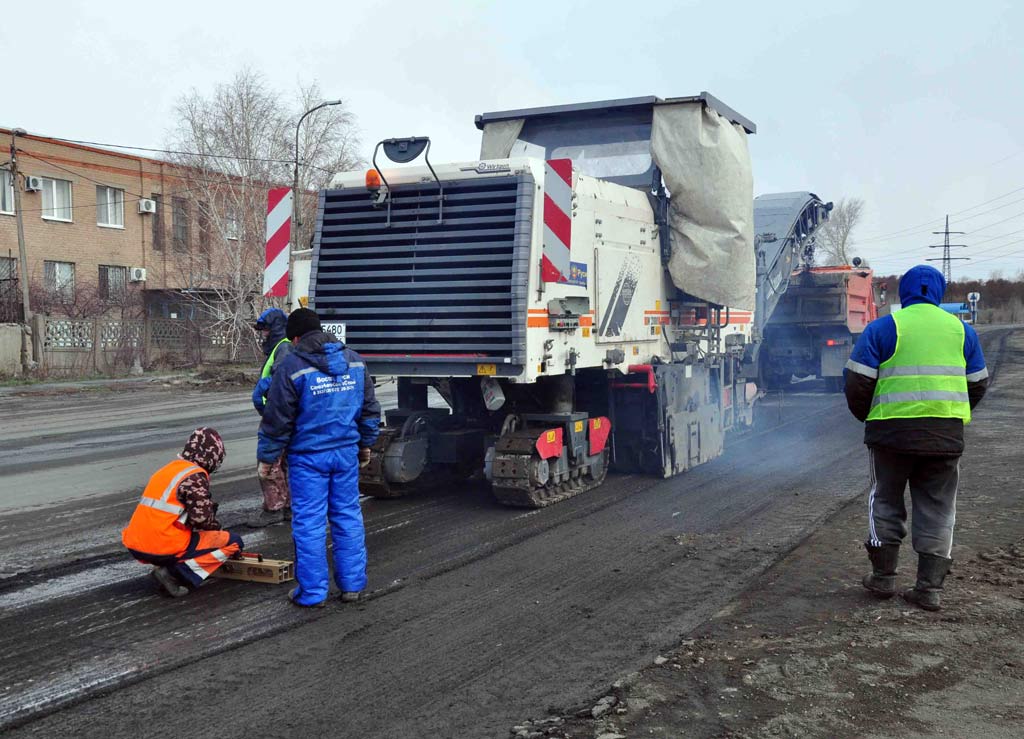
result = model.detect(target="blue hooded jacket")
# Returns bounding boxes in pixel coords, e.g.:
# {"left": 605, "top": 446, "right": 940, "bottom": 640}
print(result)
{"left": 252, "top": 308, "right": 294, "bottom": 415}
{"left": 257, "top": 330, "right": 381, "bottom": 462}
{"left": 845, "top": 264, "right": 988, "bottom": 454}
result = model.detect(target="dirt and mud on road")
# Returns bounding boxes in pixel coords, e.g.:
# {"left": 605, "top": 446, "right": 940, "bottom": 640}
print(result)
{"left": 516, "top": 329, "right": 1024, "bottom": 739}
{"left": 1, "top": 330, "right": 1018, "bottom": 738}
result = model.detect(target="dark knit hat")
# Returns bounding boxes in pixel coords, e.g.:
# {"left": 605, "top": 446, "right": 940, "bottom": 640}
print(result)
{"left": 286, "top": 308, "right": 321, "bottom": 341}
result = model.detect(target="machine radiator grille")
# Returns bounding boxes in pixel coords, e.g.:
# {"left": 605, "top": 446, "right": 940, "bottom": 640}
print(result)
{"left": 311, "top": 175, "right": 530, "bottom": 361}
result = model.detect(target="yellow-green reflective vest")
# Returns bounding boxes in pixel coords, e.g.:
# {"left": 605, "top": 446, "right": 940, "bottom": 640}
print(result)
{"left": 260, "top": 338, "right": 290, "bottom": 403}
{"left": 867, "top": 303, "right": 970, "bottom": 423}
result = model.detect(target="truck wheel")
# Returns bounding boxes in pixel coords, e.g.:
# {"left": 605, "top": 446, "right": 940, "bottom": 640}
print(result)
{"left": 824, "top": 376, "right": 844, "bottom": 393}
{"left": 762, "top": 370, "right": 789, "bottom": 391}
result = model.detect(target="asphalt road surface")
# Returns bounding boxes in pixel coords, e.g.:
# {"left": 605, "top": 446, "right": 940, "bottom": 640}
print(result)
{"left": 0, "top": 332, "right": 1009, "bottom": 737}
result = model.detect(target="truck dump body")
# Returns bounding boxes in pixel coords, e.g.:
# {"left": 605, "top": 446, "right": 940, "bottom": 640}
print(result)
{"left": 770, "top": 268, "right": 877, "bottom": 334}
{"left": 763, "top": 266, "right": 877, "bottom": 390}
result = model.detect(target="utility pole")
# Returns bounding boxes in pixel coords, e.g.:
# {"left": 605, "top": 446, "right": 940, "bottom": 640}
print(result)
{"left": 9, "top": 128, "right": 33, "bottom": 374}
{"left": 926, "top": 215, "right": 969, "bottom": 295}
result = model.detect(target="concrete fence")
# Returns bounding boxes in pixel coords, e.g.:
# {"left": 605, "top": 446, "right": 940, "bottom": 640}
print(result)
{"left": 0, "top": 324, "right": 21, "bottom": 376}
{"left": 0, "top": 317, "right": 256, "bottom": 377}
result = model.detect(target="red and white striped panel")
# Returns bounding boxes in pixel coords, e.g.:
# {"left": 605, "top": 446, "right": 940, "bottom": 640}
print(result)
{"left": 541, "top": 159, "right": 572, "bottom": 283}
{"left": 264, "top": 188, "right": 293, "bottom": 297}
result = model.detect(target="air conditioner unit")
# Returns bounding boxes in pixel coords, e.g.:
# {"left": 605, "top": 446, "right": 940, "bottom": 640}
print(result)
{"left": 138, "top": 198, "right": 157, "bottom": 214}
{"left": 24, "top": 176, "right": 43, "bottom": 192}
{"left": 128, "top": 267, "right": 147, "bottom": 283}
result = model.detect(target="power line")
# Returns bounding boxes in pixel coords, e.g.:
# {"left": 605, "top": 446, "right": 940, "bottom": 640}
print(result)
{"left": 32, "top": 133, "right": 337, "bottom": 175}
{"left": 871, "top": 213, "right": 1024, "bottom": 262}
{"left": 39, "top": 134, "right": 297, "bottom": 165}
{"left": 14, "top": 149, "right": 288, "bottom": 213}
{"left": 857, "top": 184, "right": 1024, "bottom": 243}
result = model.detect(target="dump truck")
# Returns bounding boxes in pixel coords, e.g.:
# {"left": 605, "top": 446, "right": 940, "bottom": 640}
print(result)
{"left": 760, "top": 263, "right": 878, "bottom": 392}
{"left": 308, "top": 94, "right": 818, "bottom": 507}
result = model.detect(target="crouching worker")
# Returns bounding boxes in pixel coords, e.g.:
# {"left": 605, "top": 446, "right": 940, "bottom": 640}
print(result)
{"left": 122, "top": 427, "right": 243, "bottom": 597}
{"left": 258, "top": 308, "right": 380, "bottom": 607}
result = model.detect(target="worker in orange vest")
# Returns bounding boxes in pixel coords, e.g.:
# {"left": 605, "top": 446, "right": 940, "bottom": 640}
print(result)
{"left": 122, "top": 427, "right": 243, "bottom": 597}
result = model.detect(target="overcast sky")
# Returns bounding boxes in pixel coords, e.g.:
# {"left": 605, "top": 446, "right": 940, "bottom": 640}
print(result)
{"left": 4, "top": 0, "right": 1020, "bottom": 279}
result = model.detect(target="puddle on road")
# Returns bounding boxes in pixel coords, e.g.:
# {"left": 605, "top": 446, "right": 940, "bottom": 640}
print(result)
{"left": 0, "top": 530, "right": 270, "bottom": 612}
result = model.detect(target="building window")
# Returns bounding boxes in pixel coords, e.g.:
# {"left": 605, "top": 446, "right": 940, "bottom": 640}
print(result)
{"left": 152, "top": 193, "right": 163, "bottom": 251}
{"left": 172, "top": 196, "right": 189, "bottom": 251}
{"left": 0, "top": 170, "right": 13, "bottom": 215}
{"left": 44, "top": 260, "right": 75, "bottom": 299}
{"left": 96, "top": 186, "right": 124, "bottom": 228}
{"left": 226, "top": 209, "right": 240, "bottom": 240}
{"left": 0, "top": 257, "right": 17, "bottom": 322}
{"left": 99, "top": 265, "right": 127, "bottom": 301}
{"left": 41, "top": 178, "right": 73, "bottom": 222}
{"left": 198, "top": 201, "right": 210, "bottom": 250}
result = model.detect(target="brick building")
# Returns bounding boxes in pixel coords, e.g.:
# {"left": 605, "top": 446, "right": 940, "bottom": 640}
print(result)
{"left": 0, "top": 128, "right": 240, "bottom": 322}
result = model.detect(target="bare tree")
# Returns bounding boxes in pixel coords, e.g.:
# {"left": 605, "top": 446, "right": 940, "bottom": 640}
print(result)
{"left": 817, "top": 197, "right": 865, "bottom": 266}
{"left": 166, "top": 69, "right": 360, "bottom": 359}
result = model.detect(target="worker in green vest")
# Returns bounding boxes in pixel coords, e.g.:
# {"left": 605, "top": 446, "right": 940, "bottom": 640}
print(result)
{"left": 248, "top": 308, "right": 294, "bottom": 527}
{"left": 844, "top": 265, "right": 988, "bottom": 611}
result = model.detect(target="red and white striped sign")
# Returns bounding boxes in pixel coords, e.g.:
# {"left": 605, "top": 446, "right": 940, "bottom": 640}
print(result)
{"left": 264, "top": 188, "right": 293, "bottom": 297}
{"left": 541, "top": 159, "right": 572, "bottom": 283}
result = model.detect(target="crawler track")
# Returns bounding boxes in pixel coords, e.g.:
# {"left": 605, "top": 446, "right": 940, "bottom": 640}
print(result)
{"left": 490, "top": 430, "right": 609, "bottom": 507}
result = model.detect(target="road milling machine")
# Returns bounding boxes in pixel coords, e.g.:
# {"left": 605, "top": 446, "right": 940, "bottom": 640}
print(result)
{"left": 309, "top": 94, "right": 815, "bottom": 507}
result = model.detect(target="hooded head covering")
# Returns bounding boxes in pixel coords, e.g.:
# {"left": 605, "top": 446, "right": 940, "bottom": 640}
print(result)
{"left": 898, "top": 265, "right": 946, "bottom": 308}
{"left": 180, "top": 427, "right": 226, "bottom": 473}
{"left": 255, "top": 308, "right": 289, "bottom": 357}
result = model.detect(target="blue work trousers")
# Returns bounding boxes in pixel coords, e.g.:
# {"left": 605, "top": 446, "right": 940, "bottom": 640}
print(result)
{"left": 287, "top": 445, "right": 366, "bottom": 605}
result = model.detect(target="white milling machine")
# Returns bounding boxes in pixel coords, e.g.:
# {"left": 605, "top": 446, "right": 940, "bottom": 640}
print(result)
{"left": 309, "top": 94, "right": 764, "bottom": 507}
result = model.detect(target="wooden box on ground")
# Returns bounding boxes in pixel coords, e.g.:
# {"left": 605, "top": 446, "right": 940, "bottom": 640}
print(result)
{"left": 211, "top": 556, "right": 295, "bottom": 584}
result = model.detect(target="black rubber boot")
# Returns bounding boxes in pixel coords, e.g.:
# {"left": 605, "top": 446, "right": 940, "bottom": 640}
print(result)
{"left": 903, "top": 553, "right": 953, "bottom": 612}
{"left": 862, "top": 543, "right": 900, "bottom": 598}
{"left": 246, "top": 508, "right": 286, "bottom": 529}
{"left": 151, "top": 566, "right": 189, "bottom": 598}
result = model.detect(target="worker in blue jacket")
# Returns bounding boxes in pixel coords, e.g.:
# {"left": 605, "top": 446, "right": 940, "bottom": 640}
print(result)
{"left": 258, "top": 308, "right": 380, "bottom": 607}
{"left": 845, "top": 265, "right": 988, "bottom": 611}
{"left": 249, "top": 308, "right": 294, "bottom": 528}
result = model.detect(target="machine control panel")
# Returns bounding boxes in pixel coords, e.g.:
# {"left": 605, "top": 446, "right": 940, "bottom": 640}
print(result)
{"left": 547, "top": 296, "right": 590, "bottom": 332}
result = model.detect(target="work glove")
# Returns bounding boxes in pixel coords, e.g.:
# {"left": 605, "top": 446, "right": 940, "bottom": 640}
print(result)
{"left": 257, "top": 461, "right": 275, "bottom": 478}
{"left": 358, "top": 447, "right": 372, "bottom": 468}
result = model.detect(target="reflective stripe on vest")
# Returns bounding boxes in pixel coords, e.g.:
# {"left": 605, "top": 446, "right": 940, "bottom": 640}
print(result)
{"left": 121, "top": 460, "right": 206, "bottom": 555}
{"left": 866, "top": 303, "right": 970, "bottom": 423}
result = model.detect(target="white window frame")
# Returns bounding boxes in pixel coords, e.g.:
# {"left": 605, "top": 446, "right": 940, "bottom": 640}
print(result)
{"left": 41, "top": 177, "right": 73, "bottom": 222}
{"left": 0, "top": 169, "right": 13, "bottom": 215}
{"left": 99, "top": 264, "right": 127, "bottom": 301}
{"left": 96, "top": 185, "right": 124, "bottom": 229}
{"left": 44, "top": 260, "right": 75, "bottom": 299}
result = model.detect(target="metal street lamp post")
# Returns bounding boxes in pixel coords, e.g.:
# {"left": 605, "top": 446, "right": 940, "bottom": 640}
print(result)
{"left": 289, "top": 100, "right": 343, "bottom": 309}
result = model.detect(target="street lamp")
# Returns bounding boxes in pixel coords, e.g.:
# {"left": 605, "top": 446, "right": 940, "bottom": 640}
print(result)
{"left": 289, "top": 100, "right": 343, "bottom": 308}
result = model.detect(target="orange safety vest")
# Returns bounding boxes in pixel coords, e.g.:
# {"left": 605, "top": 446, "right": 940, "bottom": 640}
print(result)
{"left": 122, "top": 459, "right": 207, "bottom": 555}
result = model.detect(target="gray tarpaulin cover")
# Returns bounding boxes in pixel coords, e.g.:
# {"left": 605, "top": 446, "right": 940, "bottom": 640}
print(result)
{"left": 651, "top": 102, "right": 755, "bottom": 310}
{"left": 479, "top": 119, "right": 525, "bottom": 160}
